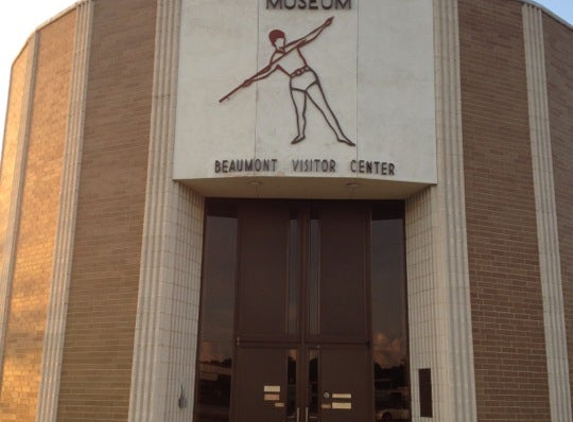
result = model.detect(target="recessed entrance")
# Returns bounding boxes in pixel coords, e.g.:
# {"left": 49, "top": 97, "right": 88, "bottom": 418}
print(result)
{"left": 195, "top": 200, "right": 409, "bottom": 422}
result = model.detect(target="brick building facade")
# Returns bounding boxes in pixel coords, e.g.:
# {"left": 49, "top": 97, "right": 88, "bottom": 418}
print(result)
{"left": 0, "top": 0, "right": 571, "bottom": 421}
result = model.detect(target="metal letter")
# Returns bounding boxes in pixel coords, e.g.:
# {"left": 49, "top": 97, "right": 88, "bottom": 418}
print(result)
{"left": 267, "top": 0, "right": 283, "bottom": 9}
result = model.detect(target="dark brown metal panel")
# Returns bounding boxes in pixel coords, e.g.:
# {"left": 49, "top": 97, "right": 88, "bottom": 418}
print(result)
{"left": 234, "top": 347, "right": 288, "bottom": 421}
{"left": 237, "top": 203, "right": 290, "bottom": 338}
{"left": 318, "top": 204, "right": 368, "bottom": 340}
{"left": 320, "top": 347, "right": 372, "bottom": 422}
{"left": 419, "top": 368, "right": 433, "bottom": 417}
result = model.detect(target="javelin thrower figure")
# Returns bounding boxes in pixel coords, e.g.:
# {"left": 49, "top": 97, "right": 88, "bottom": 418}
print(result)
{"left": 220, "top": 17, "right": 355, "bottom": 146}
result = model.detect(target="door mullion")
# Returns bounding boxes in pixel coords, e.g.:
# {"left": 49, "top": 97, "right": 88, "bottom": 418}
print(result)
{"left": 298, "top": 206, "right": 309, "bottom": 418}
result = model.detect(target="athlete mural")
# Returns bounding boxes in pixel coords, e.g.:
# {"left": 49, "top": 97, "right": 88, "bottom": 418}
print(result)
{"left": 220, "top": 17, "right": 355, "bottom": 146}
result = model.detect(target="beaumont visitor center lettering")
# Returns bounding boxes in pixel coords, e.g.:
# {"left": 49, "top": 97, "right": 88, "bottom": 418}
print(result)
{"left": 214, "top": 158, "right": 396, "bottom": 175}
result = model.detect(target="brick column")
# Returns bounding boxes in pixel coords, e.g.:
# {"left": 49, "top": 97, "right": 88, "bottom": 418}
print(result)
{"left": 35, "top": 2, "right": 93, "bottom": 421}
{"left": 128, "top": 0, "right": 205, "bottom": 420}
{"left": 523, "top": 4, "right": 572, "bottom": 420}
{"left": 406, "top": 0, "right": 477, "bottom": 420}
{"left": 0, "top": 34, "right": 38, "bottom": 387}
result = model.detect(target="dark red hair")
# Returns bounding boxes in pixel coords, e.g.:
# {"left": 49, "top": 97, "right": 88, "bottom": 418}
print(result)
{"left": 269, "top": 29, "right": 285, "bottom": 45}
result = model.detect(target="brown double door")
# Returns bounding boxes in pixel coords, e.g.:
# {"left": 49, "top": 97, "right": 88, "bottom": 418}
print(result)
{"left": 232, "top": 201, "right": 373, "bottom": 422}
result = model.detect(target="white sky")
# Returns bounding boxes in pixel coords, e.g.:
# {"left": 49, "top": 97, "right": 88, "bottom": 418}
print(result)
{"left": 0, "top": 0, "right": 572, "bottom": 143}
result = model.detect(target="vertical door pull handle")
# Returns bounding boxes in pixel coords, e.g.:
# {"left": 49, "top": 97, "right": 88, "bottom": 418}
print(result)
{"left": 305, "top": 406, "right": 309, "bottom": 422}
{"left": 296, "top": 407, "right": 300, "bottom": 422}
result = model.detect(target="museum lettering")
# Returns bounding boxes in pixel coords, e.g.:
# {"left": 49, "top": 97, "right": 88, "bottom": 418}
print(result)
{"left": 266, "top": 0, "right": 352, "bottom": 10}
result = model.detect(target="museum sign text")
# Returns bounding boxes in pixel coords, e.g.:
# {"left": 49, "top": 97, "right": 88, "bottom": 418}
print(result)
{"left": 266, "top": 0, "right": 352, "bottom": 10}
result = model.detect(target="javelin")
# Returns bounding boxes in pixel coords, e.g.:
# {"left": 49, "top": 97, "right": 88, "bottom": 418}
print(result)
{"left": 218, "top": 63, "right": 274, "bottom": 103}
{"left": 218, "top": 17, "right": 334, "bottom": 103}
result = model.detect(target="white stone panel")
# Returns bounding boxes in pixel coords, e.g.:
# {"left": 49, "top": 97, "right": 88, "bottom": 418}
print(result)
{"left": 175, "top": 0, "right": 258, "bottom": 177}
{"left": 358, "top": 0, "right": 436, "bottom": 183}
{"left": 254, "top": 5, "right": 358, "bottom": 174}
{"left": 175, "top": 0, "right": 436, "bottom": 198}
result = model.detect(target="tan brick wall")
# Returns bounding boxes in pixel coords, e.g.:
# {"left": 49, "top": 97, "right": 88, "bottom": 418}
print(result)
{"left": 56, "top": 0, "right": 157, "bottom": 420}
{"left": 0, "top": 46, "right": 29, "bottom": 280}
{"left": 459, "top": 0, "right": 551, "bottom": 420}
{"left": 0, "top": 11, "right": 76, "bottom": 422}
{"left": 544, "top": 15, "right": 573, "bottom": 417}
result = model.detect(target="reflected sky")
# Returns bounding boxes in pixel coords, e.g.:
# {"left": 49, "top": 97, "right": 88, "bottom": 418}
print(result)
{"left": 371, "top": 219, "right": 407, "bottom": 368}
{"left": 199, "top": 215, "right": 237, "bottom": 363}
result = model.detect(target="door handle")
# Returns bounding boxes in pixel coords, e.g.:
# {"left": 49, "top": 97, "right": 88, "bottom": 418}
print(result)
{"left": 296, "top": 407, "right": 300, "bottom": 422}
{"left": 305, "top": 407, "right": 309, "bottom": 422}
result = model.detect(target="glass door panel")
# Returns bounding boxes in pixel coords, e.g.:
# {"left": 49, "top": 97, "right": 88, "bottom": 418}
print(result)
{"left": 314, "top": 204, "right": 368, "bottom": 341}
{"left": 236, "top": 203, "right": 291, "bottom": 340}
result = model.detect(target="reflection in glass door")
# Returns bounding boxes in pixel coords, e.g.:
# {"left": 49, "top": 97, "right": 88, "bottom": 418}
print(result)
{"left": 194, "top": 200, "right": 408, "bottom": 422}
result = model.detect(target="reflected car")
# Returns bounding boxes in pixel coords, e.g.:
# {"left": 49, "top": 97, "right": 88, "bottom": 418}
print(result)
{"left": 375, "top": 407, "right": 410, "bottom": 421}
{"left": 375, "top": 389, "right": 410, "bottom": 421}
